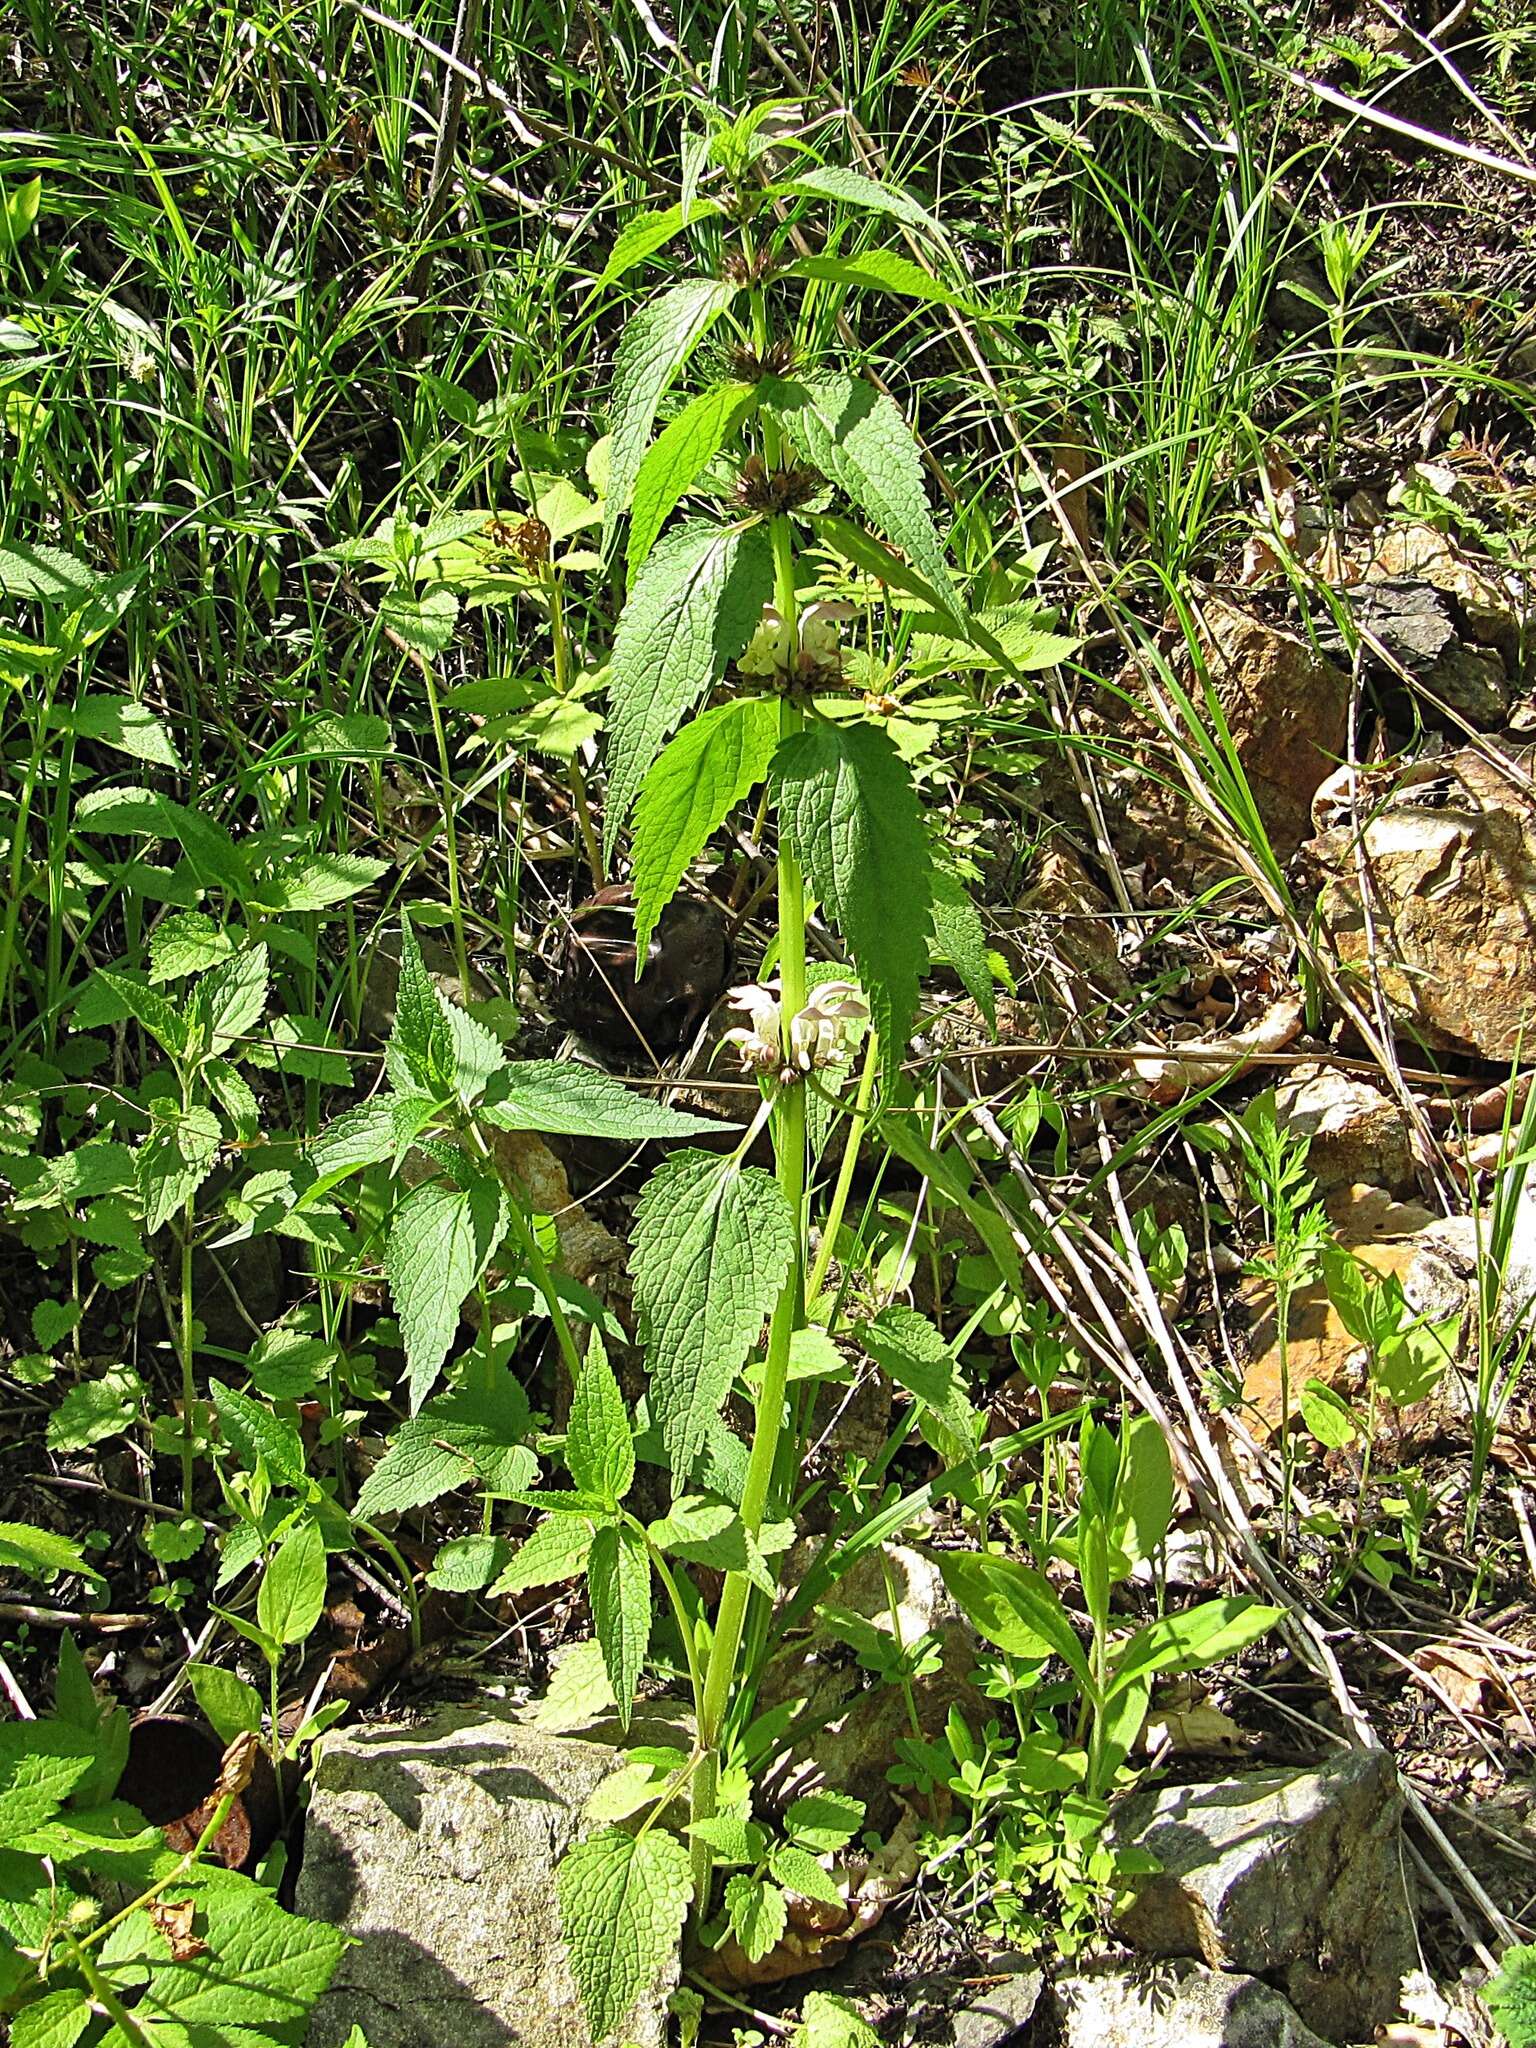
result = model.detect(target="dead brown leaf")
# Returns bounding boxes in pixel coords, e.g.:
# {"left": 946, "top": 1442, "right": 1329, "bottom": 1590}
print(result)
{"left": 148, "top": 1899, "right": 207, "bottom": 1962}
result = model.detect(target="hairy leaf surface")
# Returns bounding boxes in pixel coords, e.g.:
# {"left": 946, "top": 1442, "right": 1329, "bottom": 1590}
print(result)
{"left": 632, "top": 1150, "right": 795, "bottom": 1480}
{"left": 628, "top": 380, "right": 758, "bottom": 577}
{"left": 605, "top": 279, "right": 736, "bottom": 526}
{"left": 557, "top": 1825, "right": 692, "bottom": 2042}
{"left": 631, "top": 696, "right": 779, "bottom": 954}
{"left": 769, "top": 374, "right": 959, "bottom": 624}
{"left": 587, "top": 1522, "right": 651, "bottom": 1728}
{"left": 603, "top": 518, "right": 774, "bottom": 861}
{"left": 386, "top": 1175, "right": 508, "bottom": 1409}
{"left": 772, "top": 721, "right": 933, "bottom": 1074}
{"left": 479, "top": 1059, "right": 728, "bottom": 1141}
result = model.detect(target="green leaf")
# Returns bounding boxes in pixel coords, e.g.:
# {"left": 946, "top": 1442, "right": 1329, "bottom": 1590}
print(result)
{"left": 386, "top": 1173, "right": 508, "bottom": 1410}
{"left": 144, "top": 1516, "right": 204, "bottom": 1564}
{"left": 0, "top": 1521, "right": 101, "bottom": 1587}
{"left": 54, "top": 1631, "right": 128, "bottom": 1810}
{"left": 46, "top": 1367, "right": 141, "bottom": 1454}
{"left": 770, "top": 1842, "right": 843, "bottom": 1907}
{"left": 0, "top": 540, "right": 105, "bottom": 605}
{"left": 88, "top": 967, "right": 189, "bottom": 1058}
{"left": 256, "top": 852, "right": 390, "bottom": 913}
{"left": 492, "top": 1513, "right": 595, "bottom": 1595}
{"left": 1108, "top": 1596, "right": 1283, "bottom": 1699}
{"left": 138, "top": 1100, "right": 220, "bottom": 1235}
{"left": 386, "top": 914, "right": 454, "bottom": 1099}
{"left": 116, "top": 1864, "right": 346, "bottom": 2031}
{"left": 628, "top": 380, "right": 758, "bottom": 577}
{"left": 631, "top": 695, "right": 779, "bottom": 956}
{"left": 354, "top": 1374, "right": 535, "bottom": 1520}
{"left": 863, "top": 1305, "right": 979, "bottom": 1450}
{"left": 187, "top": 1663, "right": 265, "bottom": 1744}
{"left": 0, "top": 1722, "right": 95, "bottom": 1836}
{"left": 936, "top": 1550, "right": 1090, "bottom": 1686}
{"left": 929, "top": 868, "right": 995, "bottom": 1030}
{"left": 1300, "top": 1378, "right": 1360, "bottom": 1450}
{"left": 812, "top": 511, "right": 953, "bottom": 613}
{"left": 686, "top": 1812, "right": 767, "bottom": 1864}
{"left": 148, "top": 911, "right": 234, "bottom": 982}
{"left": 479, "top": 1060, "right": 728, "bottom": 1142}
{"left": 632, "top": 1150, "right": 796, "bottom": 1481}
{"left": 769, "top": 373, "right": 960, "bottom": 625}
{"left": 257, "top": 1521, "right": 327, "bottom": 1646}
{"left": 1485, "top": 1941, "right": 1536, "bottom": 2048}
{"left": 1108, "top": 1414, "right": 1175, "bottom": 1575}
{"left": 596, "top": 197, "right": 723, "bottom": 288}
{"left": 787, "top": 249, "right": 976, "bottom": 310}
{"left": 785, "top": 1789, "right": 864, "bottom": 1854}
{"left": 647, "top": 1497, "right": 776, "bottom": 1595}
{"left": 190, "top": 944, "right": 269, "bottom": 1055}
{"left": 64, "top": 694, "right": 184, "bottom": 770}
{"left": 530, "top": 1637, "right": 617, "bottom": 1730}
{"left": 11, "top": 1988, "right": 91, "bottom": 2048}
{"left": 776, "top": 166, "right": 945, "bottom": 241}
{"left": 602, "top": 517, "right": 775, "bottom": 861}
{"left": 567, "top": 1328, "right": 634, "bottom": 1508}
{"left": 1374, "top": 1317, "right": 1454, "bottom": 1408}
{"left": 725, "top": 1873, "right": 787, "bottom": 1963}
{"left": 211, "top": 1380, "right": 305, "bottom": 1489}
{"left": 427, "top": 1533, "right": 509, "bottom": 1592}
{"left": 910, "top": 604, "right": 1079, "bottom": 677}
{"left": 792, "top": 1991, "right": 880, "bottom": 2048}
{"left": 380, "top": 581, "right": 458, "bottom": 654}
{"left": 306, "top": 1100, "right": 399, "bottom": 1194}
{"left": 557, "top": 1825, "right": 692, "bottom": 2042}
{"left": 772, "top": 720, "right": 934, "bottom": 1075}
{"left": 587, "top": 1522, "right": 651, "bottom": 1730}
{"left": 605, "top": 278, "right": 738, "bottom": 526}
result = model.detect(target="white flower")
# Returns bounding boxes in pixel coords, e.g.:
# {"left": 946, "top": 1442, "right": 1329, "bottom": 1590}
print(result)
{"left": 722, "top": 982, "right": 783, "bottom": 1077}
{"left": 789, "top": 980, "right": 868, "bottom": 1072}
{"left": 722, "top": 979, "right": 868, "bottom": 1080}
{"left": 737, "top": 604, "right": 845, "bottom": 679}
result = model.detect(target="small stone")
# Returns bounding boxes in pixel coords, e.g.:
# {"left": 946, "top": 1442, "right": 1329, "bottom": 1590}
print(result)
{"left": 1107, "top": 1748, "right": 1415, "bottom": 2042}
{"left": 1307, "top": 746, "right": 1536, "bottom": 1060}
{"left": 294, "top": 1703, "right": 675, "bottom": 2048}
{"left": 1273, "top": 1064, "right": 1414, "bottom": 1194}
{"left": 943, "top": 1958, "right": 1044, "bottom": 2046}
{"left": 1176, "top": 599, "right": 1352, "bottom": 856}
{"left": 1053, "top": 1959, "right": 1333, "bottom": 2048}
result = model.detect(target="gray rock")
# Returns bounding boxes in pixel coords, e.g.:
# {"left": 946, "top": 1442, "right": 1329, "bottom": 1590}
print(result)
{"left": 1053, "top": 1959, "right": 1333, "bottom": 2048}
{"left": 947, "top": 1959, "right": 1045, "bottom": 2045}
{"left": 295, "top": 1702, "right": 674, "bottom": 2048}
{"left": 1107, "top": 1747, "right": 1415, "bottom": 2043}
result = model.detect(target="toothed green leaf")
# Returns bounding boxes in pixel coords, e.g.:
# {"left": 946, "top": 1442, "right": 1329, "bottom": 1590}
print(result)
{"left": 557, "top": 1825, "right": 692, "bottom": 2042}
{"left": 603, "top": 517, "right": 775, "bottom": 861}
{"left": 605, "top": 279, "right": 737, "bottom": 525}
{"left": 768, "top": 372, "right": 960, "bottom": 625}
{"left": 772, "top": 720, "right": 934, "bottom": 1077}
{"left": 632, "top": 1151, "right": 795, "bottom": 1482}
{"left": 631, "top": 695, "right": 780, "bottom": 955}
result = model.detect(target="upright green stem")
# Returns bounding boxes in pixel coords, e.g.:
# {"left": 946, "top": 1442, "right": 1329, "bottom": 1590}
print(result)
{"left": 547, "top": 570, "right": 603, "bottom": 891}
{"left": 689, "top": 519, "right": 807, "bottom": 1916}
{"left": 420, "top": 658, "right": 471, "bottom": 998}
{"left": 806, "top": 1029, "right": 879, "bottom": 1306}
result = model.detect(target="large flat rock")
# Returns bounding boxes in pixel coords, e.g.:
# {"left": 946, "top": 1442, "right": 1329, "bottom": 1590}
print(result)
{"left": 1054, "top": 1959, "right": 1333, "bottom": 2048}
{"left": 1107, "top": 1747, "right": 1414, "bottom": 2043}
{"left": 295, "top": 1701, "right": 673, "bottom": 2048}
